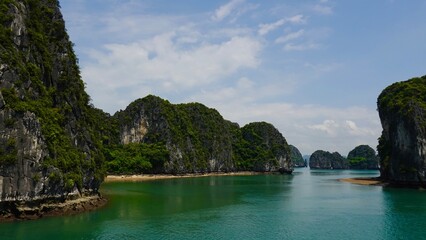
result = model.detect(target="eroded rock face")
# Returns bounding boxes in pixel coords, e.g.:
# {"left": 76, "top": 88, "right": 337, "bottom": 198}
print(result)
{"left": 377, "top": 76, "right": 426, "bottom": 185}
{"left": 0, "top": 0, "right": 104, "bottom": 204}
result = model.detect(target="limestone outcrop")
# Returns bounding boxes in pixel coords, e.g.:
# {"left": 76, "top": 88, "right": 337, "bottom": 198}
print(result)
{"left": 309, "top": 150, "right": 348, "bottom": 169}
{"left": 377, "top": 76, "right": 426, "bottom": 185}
{"left": 110, "top": 96, "right": 293, "bottom": 174}
{"left": 347, "top": 145, "right": 379, "bottom": 170}
{"left": 0, "top": 0, "right": 104, "bottom": 209}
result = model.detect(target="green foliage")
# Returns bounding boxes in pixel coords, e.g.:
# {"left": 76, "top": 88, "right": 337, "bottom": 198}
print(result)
{"left": 378, "top": 76, "right": 426, "bottom": 118}
{"left": 348, "top": 157, "right": 366, "bottom": 164}
{"left": 104, "top": 143, "right": 169, "bottom": 174}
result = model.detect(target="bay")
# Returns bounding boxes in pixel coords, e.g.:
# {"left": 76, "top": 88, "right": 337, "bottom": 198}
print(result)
{"left": 2, "top": 168, "right": 426, "bottom": 240}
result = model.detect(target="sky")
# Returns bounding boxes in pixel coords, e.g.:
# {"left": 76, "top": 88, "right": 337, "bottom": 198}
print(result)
{"left": 59, "top": 0, "right": 426, "bottom": 156}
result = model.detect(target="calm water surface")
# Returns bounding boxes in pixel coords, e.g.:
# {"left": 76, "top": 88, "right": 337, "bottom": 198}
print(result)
{"left": 2, "top": 168, "right": 426, "bottom": 240}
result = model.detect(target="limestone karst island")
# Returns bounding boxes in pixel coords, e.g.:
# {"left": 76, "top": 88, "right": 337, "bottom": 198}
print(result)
{"left": 1, "top": 0, "right": 426, "bottom": 239}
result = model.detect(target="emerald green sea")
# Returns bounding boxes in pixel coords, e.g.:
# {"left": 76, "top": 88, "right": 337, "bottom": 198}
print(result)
{"left": 2, "top": 168, "right": 426, "bottom": 240}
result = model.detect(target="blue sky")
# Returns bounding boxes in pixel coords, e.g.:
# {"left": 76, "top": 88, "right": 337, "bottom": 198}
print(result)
{"left": 59, "top": 0, "right": 426, "bottom": 156}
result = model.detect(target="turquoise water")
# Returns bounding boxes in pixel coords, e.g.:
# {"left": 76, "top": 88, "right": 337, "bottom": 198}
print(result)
{"left": 2, "top": 168, "right": 426, "bottom": 239}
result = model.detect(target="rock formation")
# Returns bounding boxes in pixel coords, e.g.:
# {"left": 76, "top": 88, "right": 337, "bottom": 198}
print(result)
{"left": 377, "top": 76, "right": 426, "bottom": 185}
{"left": 347, "top": 145, "right": 379, "bottom": 170}
{"left": 290, "top": 145, "right": 306, "bottom": 167}
{"left": 309, "top": 150, "right": 348, "bottom": 169}
{"left": 0, "top": 0, "right": 104, "bottom": 217}
{"left": 237, "top": 122, "right": 292, "bottom": 173}
{"left": 110, "top": 96, "right": 293, "bottom": 174}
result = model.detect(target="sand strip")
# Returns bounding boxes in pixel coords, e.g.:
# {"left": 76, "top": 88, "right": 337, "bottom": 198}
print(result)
{"left": 340, "top": 177, "right": 385, "bottom": 186}
{"left": 104, "top": 172, "right": 263, "bottom": 182}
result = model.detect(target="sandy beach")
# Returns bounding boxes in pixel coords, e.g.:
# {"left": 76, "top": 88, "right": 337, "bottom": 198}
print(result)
{"left": 104, "top": 172, "right": 264, "bottom": 182}
{"left": 339, "top": 177, "right": 385, "bottom": 186}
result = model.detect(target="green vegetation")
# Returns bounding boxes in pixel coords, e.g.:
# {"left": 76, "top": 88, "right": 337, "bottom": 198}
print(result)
{"left": 104, "top": 143, "right": 169, "bottom": 174}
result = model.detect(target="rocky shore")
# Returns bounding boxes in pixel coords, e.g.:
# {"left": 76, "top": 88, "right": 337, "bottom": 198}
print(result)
{"left": 0, "top": 195, "right": 107, "bottom": 222}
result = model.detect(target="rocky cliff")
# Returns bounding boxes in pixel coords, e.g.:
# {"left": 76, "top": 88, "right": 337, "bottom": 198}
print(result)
{"left": 108, "top": 96, "right": 293, "bottom": 174}
{"left": 290, "top": 145, "right": 306, "bottom": 167}
{"left": 0, "top": 0, "right": 104, "bottom": 213}
{"left": 309, "top": 150, "right": 348, "bottom": 169}
{"left": 347, "top": 145, "right": 379, "bottom": 170}
{"left": 377, "top": 76, "right": 426, "bottom": 185}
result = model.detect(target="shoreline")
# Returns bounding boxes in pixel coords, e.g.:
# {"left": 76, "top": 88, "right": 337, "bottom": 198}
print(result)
{"left": 104, "top": 171, "right": 265, "bottom": 182}
{"left": 339, "top": 177, "right": 386, "bottom": 186}
{"left": 0, "top": 194, "right": 107, "bottom": 222}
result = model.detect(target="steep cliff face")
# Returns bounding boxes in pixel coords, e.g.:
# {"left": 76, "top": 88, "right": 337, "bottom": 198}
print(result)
{"left": 347, "top": 145, "right": 379, "bottom": 170}
{"left": 112, "top": 96, "right": 293, "bottom": 174}
{"left": 290, "top": 145, "right": 306, "bottom": 167}
{"left": 0, "top": 0, "right": 104, "bottom": 205}
{"left": 309, "top": 150, "right": 348, "bottom": 169}
{"left": 377, "top": 76, "right": 426, "bottom": 185}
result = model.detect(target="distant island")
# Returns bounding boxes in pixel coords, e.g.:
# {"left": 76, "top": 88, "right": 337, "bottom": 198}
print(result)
{"left": 308, "top": 145, "right": 379, "bottom": 170}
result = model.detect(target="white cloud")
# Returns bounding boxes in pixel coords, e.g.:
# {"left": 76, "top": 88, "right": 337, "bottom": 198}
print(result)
{"left": 212, "top": 0, "right": 245, "bottom": 22}
{"left": 309, "top": 120, "right": 339, "bottom": 136}
{"left": 83, "top": 33, "right": 262, "bottom": 112}
{"left": 258, "top": 19, "right": 286, "bottom": 36}
{"left": 275, "top": 29, "right": 305, "bottom": 43}
{"left": 258, "top": 15, "right": 305, "bottom": 36}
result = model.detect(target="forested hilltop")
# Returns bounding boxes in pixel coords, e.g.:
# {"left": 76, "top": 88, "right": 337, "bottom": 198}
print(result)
{"left": 0, "top": 0, "right": 294, "bottom": 218}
